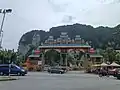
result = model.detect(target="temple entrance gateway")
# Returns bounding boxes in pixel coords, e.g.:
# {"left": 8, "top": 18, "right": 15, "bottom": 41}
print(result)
{"left": 27, "top": 32, "right": 92, "bottom": 71}
{"left": 39, "top": 46, "right": 91, "bottom": 70}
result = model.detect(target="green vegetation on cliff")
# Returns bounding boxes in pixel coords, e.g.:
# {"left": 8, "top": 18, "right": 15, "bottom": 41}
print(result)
{"left": 19, "top": 23, "right": 120, "bottom": 49}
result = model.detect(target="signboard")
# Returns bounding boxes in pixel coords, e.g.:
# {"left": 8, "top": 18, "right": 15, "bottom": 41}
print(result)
{"left": 89, "top": 48, "right": 95, "bottom": 53}
{"left": 38, "top": 61, "right": 42, "bottom": 65}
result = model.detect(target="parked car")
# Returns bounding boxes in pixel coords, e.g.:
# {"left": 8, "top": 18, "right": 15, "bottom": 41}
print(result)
{"left": 115, "top": 69, "right": 120, "bottom": 79}
{"left": 108, "top": 68, "right": 119, "bottom": 77}
{"left": 60, "top": 66, "right": 68, "bottom": 72}
{"left": 44, "top": 65, "right": 50, "bottom": 71}
{"left": 48, "top": 67, "right": 65, "bottom": 74}
{"left": 0, "top": 64, "right": 27, "bottom": 76}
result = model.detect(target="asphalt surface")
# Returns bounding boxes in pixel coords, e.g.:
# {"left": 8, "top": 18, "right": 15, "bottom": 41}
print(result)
{"left": 0, "top": 71, "right": 120, "bottom": 90}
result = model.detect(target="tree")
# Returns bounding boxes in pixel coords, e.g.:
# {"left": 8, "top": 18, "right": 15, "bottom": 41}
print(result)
{"left": 100, "top": 48, "right": 118, "bottom": 63}
{"left": 115, "top": 52, "right": 120, "bottom": 64}
{"left": 0, "top": 49, "right": 17, "bottom": 64}
{"left": 19, "top": 23, "right": 118, "bottom": 50}
{"left": 44, "top": 50, "right": 60, "bottom": 66}
{"left": 67, "top": 54, "right": 74, "bottom": 64}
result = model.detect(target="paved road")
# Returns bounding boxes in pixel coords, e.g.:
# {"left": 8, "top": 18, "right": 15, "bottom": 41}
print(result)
{"left": 0, "top": 71, "right": 120, "bottom": 90}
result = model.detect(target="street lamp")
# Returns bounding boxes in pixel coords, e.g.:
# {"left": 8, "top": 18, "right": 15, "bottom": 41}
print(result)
{"left": 0, "top": 9, "right": 12, "bottom": 48}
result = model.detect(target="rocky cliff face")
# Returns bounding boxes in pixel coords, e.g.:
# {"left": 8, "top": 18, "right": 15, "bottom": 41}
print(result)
{"left": 18, "top": 23, "right": 120, "bottom": 55}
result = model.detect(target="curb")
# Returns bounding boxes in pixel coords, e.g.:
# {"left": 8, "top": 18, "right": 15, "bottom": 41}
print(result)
{"left": 0, "top": 77, "right": 18, "bottom": 81}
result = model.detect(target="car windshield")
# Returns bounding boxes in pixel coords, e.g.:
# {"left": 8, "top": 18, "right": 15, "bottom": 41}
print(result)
{"left": 13, "top": 65, "right": 21, "bottom": 69}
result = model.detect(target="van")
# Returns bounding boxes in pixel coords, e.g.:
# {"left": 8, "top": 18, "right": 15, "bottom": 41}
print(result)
{"left": 0, "top": 64, "right": 27, "bottom": 76}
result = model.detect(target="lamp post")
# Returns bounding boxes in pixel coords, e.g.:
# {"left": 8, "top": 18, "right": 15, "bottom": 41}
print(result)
{"left": 0, "top": 9, "right": 12, "bottom": 48}
{"left": 9, "top": 59, "right": 11, "bottom": 77}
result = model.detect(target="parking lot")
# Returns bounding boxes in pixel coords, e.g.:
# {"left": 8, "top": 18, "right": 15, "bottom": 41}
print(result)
{"left": 0, "top": 71, "right": 120, "bottom": 90}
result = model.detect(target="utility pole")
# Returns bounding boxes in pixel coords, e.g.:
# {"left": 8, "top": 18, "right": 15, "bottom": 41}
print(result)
{"left": 9, "top": 59, "right": 11, "bottom": 77}
{"left": 65, "top": 53, "right": 68, "bottom": 68}
{"left": 41, "top": 52, "right": 45, "bottom": 71}
{"left": 0, "top": 9, "right": 12, "bottom": 49}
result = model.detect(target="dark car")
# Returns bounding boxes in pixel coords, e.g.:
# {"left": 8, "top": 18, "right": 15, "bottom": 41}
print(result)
{"left": 48, "top": 67, "right": 65, "bottom": 74}
{"left": 60, "top": 66, "right": 68, "bottom": 72}
{"left": 115, "top": 69, "right": 120, "bottom": 79}
{"left": 0, "top": 64, "right": 27, "bottom": 76}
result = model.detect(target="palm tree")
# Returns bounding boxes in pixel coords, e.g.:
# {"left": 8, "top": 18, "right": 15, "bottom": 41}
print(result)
{"left": 0, "top": 49, "right": 17, "bottom": 64}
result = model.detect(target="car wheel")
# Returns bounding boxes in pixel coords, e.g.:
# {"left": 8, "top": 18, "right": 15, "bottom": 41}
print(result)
{"left": 117, "top": 77, "right": 120, "bottom": 80}
{"left": 60, "top": 72, "right": 62, "bottom": 74}
{"left": 0, "top": 72, "right": 4, "bottom": 76}
{"left": 21, "top": 73, "right": 25, "bottom": 76}
{"left": 17, "top": 72, "right": 21, "bottom": 76}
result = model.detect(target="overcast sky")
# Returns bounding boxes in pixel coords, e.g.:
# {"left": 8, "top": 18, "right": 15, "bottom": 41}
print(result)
{"left": 0, "top": 0, "right": 120, "bottom": 50}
